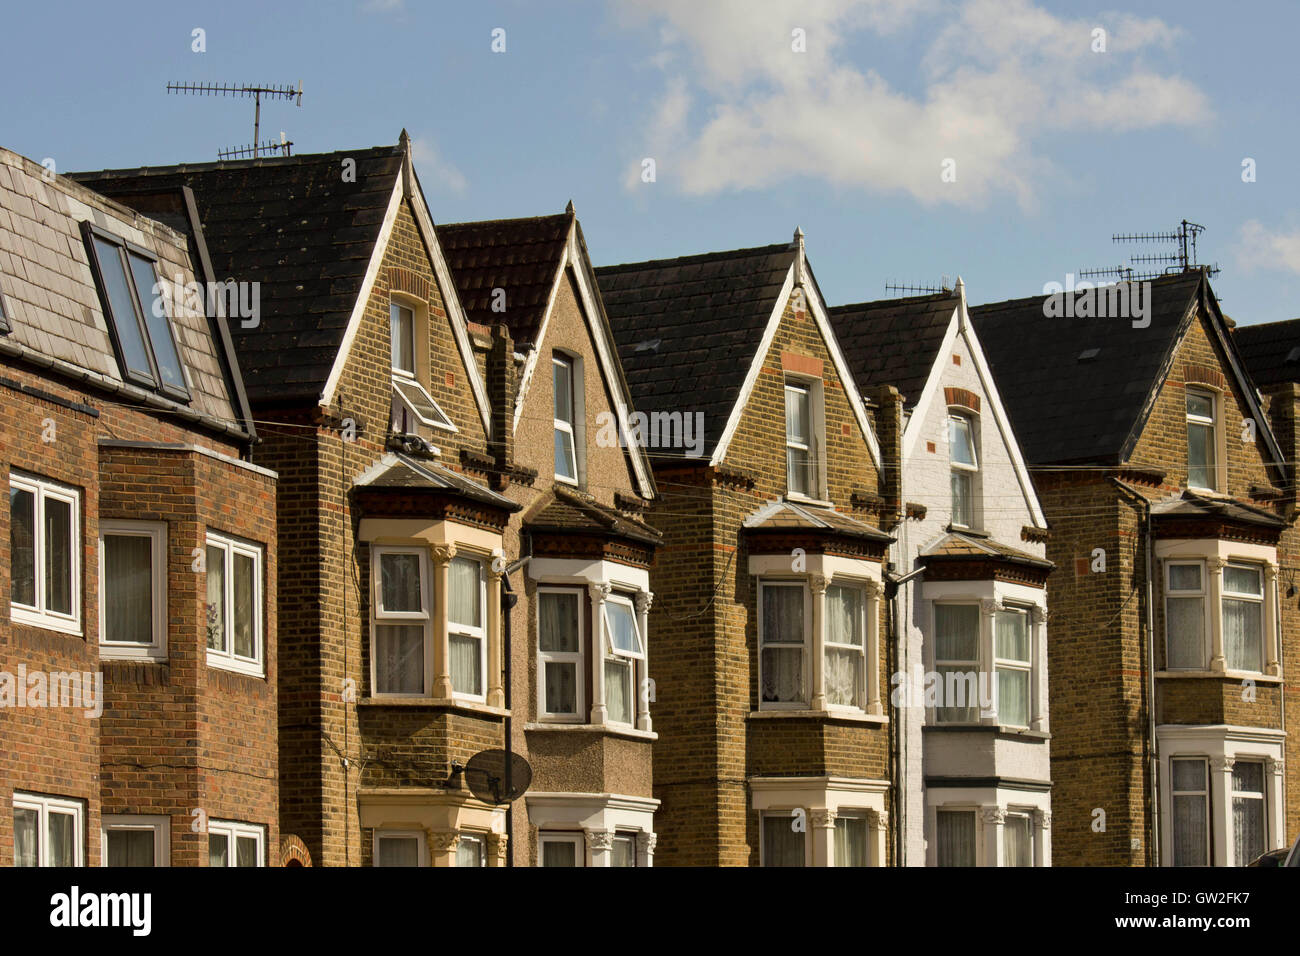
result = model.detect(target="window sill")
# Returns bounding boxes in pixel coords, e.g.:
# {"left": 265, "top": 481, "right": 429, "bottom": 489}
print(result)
{"left": 359, "top": 697, "right": 510, "bottom": 718}
{"left": 783, "top": 493, "right": 833, "bottom": 509}
{"left": 523, "top": 721, "right": 657, "bottom": 742}
{"left": 205, "top": 656, "right": 265, "bottom": 679}
{"left": 748, "top": 709, "right": 888, "bottom": 725}
{"left": 100, "top": 646, "right": 167, "bottom": 663}
{"left": 11, "top": 608, "right": 83, "bottom": 637}
{"left": 1156, "top": 669, "right": 1282, "bottom": 684}
{"left": 924, "top": 723, "right": 1050, "bottom": 740}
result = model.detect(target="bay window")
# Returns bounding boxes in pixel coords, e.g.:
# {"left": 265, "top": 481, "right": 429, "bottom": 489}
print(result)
{"left": 1186, "top": 389, "right": 1217, "bottom": 490}
{"left": 1232, "top": 761, "right": 1266, "bottom": 867}
{"left": 936, "top": 809, "right": 976, "bottom": 866}
{"left": 372, "top": 546, "right": 430, "bottom": 696}
{"left": 205, "top": 532, "right": 263, "bottom": 676}
{"left": 1171, "top": 758, "right": 1209, "bottom": 866}
{"left": 538, "top": 588, "right": 584, "bottom": 719}
{"left": 603, "top": 594, "right": 643, "bottom": 725}
{"left": 99, "top": 521, "right": 166, "bottom": 659}
{"left": 824, "top": 584, "right": 865, "bottom": 708}
{"left": 1165, "top": 562, "right": 1205, "bottom": 670}
{"left": 994, "top": 608, "right": 1031, "bottom": 728}
{"left": 10, "top": 472, "right": 80, "bottom": 634}
{"left": 1223, "top": 564, "right": 1263, "bottom": 672}
{"left": 610, "top": 832, "right": 637, "bottom": 867}
{"left": 13, "top": 793, "right": 82, "bottom": 867}
{"left": 949, "top": 413, "right": 978, "bottom": 527}
{"left": 760, "top": 582, "right": 806, "bottom": 706}
{"left": 540, "top": 832, "right": 584, "bottom": 867}
{"left": 934, "top": 604, "right": 979, "bottom": 723}
{"left": 449, "top": 555, "right": 486, "bottom": 699}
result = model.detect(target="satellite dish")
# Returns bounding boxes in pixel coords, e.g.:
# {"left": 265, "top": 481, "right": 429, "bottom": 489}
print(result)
{"left": 463, "top": 749, "right": 532, "bottom": 805}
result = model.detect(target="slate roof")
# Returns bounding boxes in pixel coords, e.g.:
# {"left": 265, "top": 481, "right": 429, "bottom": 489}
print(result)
{"left": 919, "top": 531, "right": 1054, "bottom": 569}
{"left": 1234, "top": 318, "right": 1300, "bottom": 389}
{"left": 596, "top": 242, "right": 797, "bottom": 460}
{"left": 742, "top": 499, "right": 894, "bottom": 543}
{"left": 0, "top": 147, "right": 241, "bottom": 431}
{"left": 523, "top": 485, "right": 661, "bottom": 546}
{"left": 1148, "top": 489, "right": 1286, "bottom": 528}
{"left": 436, "top": 212, "right": 572, "bottom": 346}
{"left": 353, "top": 453, "right": 519, "bottom": 511}
{"left": 70, "top": 144, "right": 405, "bottom": 405}
{"left": 829, "top": 291, "right": 959, "bottom": 408}
{"left": 969, "top": 272, "right": 1204, "bottom": 466}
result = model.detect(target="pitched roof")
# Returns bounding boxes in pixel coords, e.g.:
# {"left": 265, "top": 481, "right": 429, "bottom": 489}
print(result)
{"left": 919, "top": 531, "right": 1054, "bottom": 569}
{"left": 969, "top": 272, "right": 1204, "bottom": 465}
{"left": 1233, "top": 318, "right": 1300, "bottom": 389}
{"left": 1149, "top": 488, "right": 1286, "bottom": 528}
{"left": 0, "top": 147, "right": 243, "bottom": 434}
{"left": 595, "top": 242, "right": 796, "bottom": 460}
{"left": 353, "top": 452, "right": 518, "bottom": 511}
{"left": 523, "top": 485, "right": 661, "bottom": 546}
{"left": 829, "top": 291, "right": 958, "bottom": 408}
{"left": 435, "top": 212, "right": 572, "bottom": 346}
{"left": 742, "top": 499, "right": 893, "bottom": 542}
{"left": 70, "top": 144, "right": 405, "bottom": 405}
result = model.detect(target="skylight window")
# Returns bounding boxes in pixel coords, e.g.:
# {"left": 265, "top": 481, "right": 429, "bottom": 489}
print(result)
{"left": 82, "top": 223, "right": 189, "bottom": 401}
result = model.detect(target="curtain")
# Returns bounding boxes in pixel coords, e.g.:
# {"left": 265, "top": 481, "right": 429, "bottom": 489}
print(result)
{"left": 1187, "top": 420, "right": 1214, "bottom": 488}
{"left": 380, "top": 552, "right": 421, "bottom": 612}
{"left": 375, "top": 624, "right": 424, "bottom": 694}
{"left": 104, "top": 535, "right": 152, "bottom": 644}
{"left": 539, "top": 592, "right": 578, "bottom": 652}
{"left": 457, "top": 838, "right": 484, "bottom": 867}
{"left": 826, "top": 586, "right": 862, "bottom": 645}
{"left": 824, "top": 649, "right": 861, "bottom": 707}
{"left": 208, "top": 834, "right": 228, "bottom": 867}
{"left": 997, "top": 668, "right": 1030, "bottom": 726}
{"left": 610, "top": 835, "right": 636, "bottom": 867}
{"left": 545, "top": 662, "right": 577, "bottom": 715}
{"left": 1233, "top": 763, "right": 1265, "bottom": 866}
{"left": 13, "top": 808, "right": 37, "bottom": 867}
{"left": 834, "top": 816, "right": 867, "bottom": 867}
{"left": 935, "top": 605, "right": 978, "bottom": 722}
{"left": 10, "top": 487, "right": 35, "bottom": 606}
{"left": 45, "top": 813, "right": 74, "bottom": 866}
{"left": 1171, "top": 759, "right": 1208, "bottom": 866}
{"left": 449, "top": 557, "right": 481, "bottom": 628}
{"left": 1166, "top": 597, "right": 1205, "bottom": 668}
{"left": 451, "top": 634, "right": 482, "bottom": 696}
{"left": 995, "top": 611, "right": 1029, "bottom": 662}
{"left": 378, "top": 837, "right": 419, "bottom": 867}
{"left": 107, "top": 829, "right": 155, "bottom": 867}
{"left": 605, "top": 659, "right": 631, "bottom": 723}
{"left": 950, "top": 471, "right": 972, "bottom": 526}
{"left": 206, "top": 546, "right": 225, "bottom": 651}
{"left": 233, "top": 552, "right": 255, "bottom": 658}
{"left": 44, "top": 496, "right": 72, "bottom": 615}
{"left": 1003, "top": 815, "right": 1032, "bottom": 866}
{"left": 235, "top": 836, "right": 259, "bottom": 867}
{"left": 936, "top": 811, "right": 975, "bottom": 866}
{"left": 762, "top": 586, "right": 804, "bottom": 703}
{"left": 541, "top": 840, "right": 577, "bottom": 867}
{"left": 762, "top": 815, "right": 804, "bottom": 867}
{"left": 1223, "top": 599, "right": 1262, "bottom": 671}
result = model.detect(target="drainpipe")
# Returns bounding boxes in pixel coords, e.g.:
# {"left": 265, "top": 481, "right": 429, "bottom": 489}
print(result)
{"left": 885, "top": 563, "right": 925, "bottom": 867}
{"left": 1114, "top": 478, "right": 1159, "bottom": 866}
{"left": 501, "top": 549, "right": 531, "bottom": 867}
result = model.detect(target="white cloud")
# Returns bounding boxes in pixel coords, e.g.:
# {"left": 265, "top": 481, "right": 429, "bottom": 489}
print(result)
{"left": 612, "top": 0, "right": 1210, "bottom": 206}
{"left": 411, "top": 137, "right": 467, "bottom": 195}
{"left": 1237, "top": 220, "right": 1300, "bottom": 275}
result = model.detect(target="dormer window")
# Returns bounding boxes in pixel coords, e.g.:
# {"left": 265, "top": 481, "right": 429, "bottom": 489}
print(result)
{"left": 390, "top": 302, "right": 415, "bottom": 376}
{"left": 82, "top": 223, "right": 189, "bottom": 402}
{"left": 553, "top": 355, "right": 579, "bottom": 484}
{"left": 949, "top": 413, "right": 978, "bottom": 527}
{"left": 1186, "top": 389, "right": 1217, "bottom": 490}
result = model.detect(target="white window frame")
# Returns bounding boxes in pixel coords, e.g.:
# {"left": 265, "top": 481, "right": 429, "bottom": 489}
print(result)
{"left": 98, "top": 520, "right": 167, "bottom": 660}
{"left": 13, "top": 793, "right": 83, "bottom": 867}
{"left": 101, "top": 814, "right": 170, "bottom": 867}
{"left": 933, "top": 603, "right": 980, "bottom": 724}
{"left": 371, "top": 545, "right": 432, "bottom": 698}
{"left": 1222, "top": 562, "right": 1265, "bottom": 673}
{"left": 205, "top": 532, "right": 265, "bottom": 677}
{"left": 610, "top": 830, "right": 638, "bottom": 867}
{"left": 392, "top": 376, "right": 456, "bottom": 434}
{"left": 993, "top": 606, "right": 1032, "bottom": 729}
{"left": 783, "top": 378, "right": 826, "bottom": 501}
{"left": 537, "top": 586, "right": 585, "bottom": 722}
{"left": 1185, "top": 387, "right": 1218, "bottom": 492}
{"left": 948, "top": 412, "right": 978, "bottom": 529}
{"left": 449, "top": 554, "right": 487, "bottom": 702}
{"left": 823, "top": 582, "right": 867, "bottom": 712}
{"left": 1003, "top": 809, "right": 1035, "bottom": 867}
{"left": 1164, "top": 560, "right": 1208, "bottom": 671}
{"left": 373, "top": 829, "right": 428, "bottom": 867}
{"left": 1170, "top": 756, "right": 1211, "bottom": 866}
{"left": 603, "top": 593, "right": 643, "bottom": 726}
{"left": 832, "top": 810, "right": 870, "bottom": 867}
{"left": 9, "top": 472, "right": 81, "bottom": 635}
{"left": 539, "top": 831, "right": 585, "bottom": 867}
{"left": 553, "top": 354, "right": 580, "bottom": 485}
{"left": 207, "top": 820, "right": 265, "bottom": 867}
{"left": 457, "top": 833, "right": 487, "bottom": 867}
{"left": 760, "top": 810, "right": 808, "bottom": 867}
{"left": 390, "top": 300, "right": 416, "bottom": 377}
{"left": 758, "top": 580, "right": 808, "bottom": 710}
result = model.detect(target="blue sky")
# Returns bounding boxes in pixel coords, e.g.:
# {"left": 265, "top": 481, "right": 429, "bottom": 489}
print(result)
{"left": 3, "top": 0, "right": 1298, "bottom": 325}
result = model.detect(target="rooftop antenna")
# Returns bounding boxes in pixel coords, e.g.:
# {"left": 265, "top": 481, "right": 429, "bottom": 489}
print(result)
{"left": 1112, "top": 219, "right": 1220, "bottom": 281}
{"left": 166, "top": 81, "right": 303, "bottom": 159}
{"left": 1076, "top": 264, "right": 1134, "bottom": 283}
{"left": 884, "top": 281, "right": 944, "bottom": 297}
{"left": 218, "top": 131, "right": 294, "bottom": 161}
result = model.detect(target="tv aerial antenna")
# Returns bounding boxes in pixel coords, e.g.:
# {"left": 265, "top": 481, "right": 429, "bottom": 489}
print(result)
{"left": 884, "top": 280, "right": 945, "bottom": 297}
{"left": 1109, "top": 219, "right": 1220, "bottom": 281}
{"left": 166, "top": 80, "right": 303, "bottom": 159}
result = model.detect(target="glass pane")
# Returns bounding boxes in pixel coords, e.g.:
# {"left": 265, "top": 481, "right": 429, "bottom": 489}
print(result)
{"left": 1224, "top": 565, "right": 1262, "bottom": 596}
{"left": 379, "top": 552, "right": 422, "bottom": 613}
{"left": 997, "top": 668, "right": 1030, "bottom": 726}
{"left": 949, "top": 416, "right": 976, "bottom": 466}
{"left": 934, "top": 605, "right": 978, "bottom": 661}
{"left": 605, "top": 600, "right": 640, "bottom": 654}
{"left": 610, "top": 835, "right": 636, "bottom": 867}
{"left": 208, "top": 833, "right": 228, "bottom": 867}
{"left": 936, "top": 811, "right": 975, "bottom": 866}
{"left": 541, "top": 840, "right": 577, "bottom": 867}
{"left": 1186, "top": 392, "right": 1213, "bottom": 419}
{"left": 834, "top": 815, "right": 867, "bottom": 867}
{"left": 10, "top": 487, "right": 35, "bottom": 607}
{"left": 762, "top": 815, "right": 804, "bottom": 867}
{"left": 233, "top": 551, "right": 255, "bottom": 659}
{"left": 457, "top": 838, "right": 484, "bottom": 867}
{"left": 93, "top": 237, "right": 153, "bottom": 380}
{"left": 1233, "top": 761, "right": 1264, "bottom": 793}
{"left": 553, "top": 359, "right": 573, "bottom": 423}
{"left": 451, "top": 633, "right": 482, "bottom": 696}
{"left": 1172, "top": 759, "right": 1207, "bottom": 793}
{"left": 1223, "top": 599, "right": 1262, "bottom": 671}
{"left": 554, "top": 427, "right": 577, "bottom": 481}
{"left": 14, "top": 808, "right": 38, "bottom": 867}
{"left": 449, "top": 557, "right": 481, "bottom": 627}
{"left": 235, "top": 835, "right": 259, "bottom": 867}
{"left": 935, "top": 665, "right": 979, "bottom": 723}
{"left": 544, "top": 662, "right": 577, "bottom": 714}
{"left": 1166, "top": 596, "right": 1204, "bottom": 669}
{"left": 375, "top": 624, "right": 425, "bottom": 694}
{"left": 47, "top": 812, "right": 75, "bottom": 867}
{"left": 1173, "top": 794, "right": 1208, "bottom": 866}
{"left": 1187, "top": 421, "right": 1214, "bottom": 488}
{"left": 1234, "top": 795, "right": 1265, "bottom": 866}
{"left": 824, "top": 646, "right": 861, "bottom": 707}
{"left": 995, "top": 610, "right": 1029, "bottom": 662}
{"left": 129, "top": 254, "right": 185, "bottom": 391}
{"left": 378, "top": 836, "right": 420, "bottom": 867}
{"left": 206, "top": 546, "right": 226, "bottom": 651}
{"left": 762, "top": 586, "right": 803, "bottom": 644}
{"left": 761, "top": 647, "right": 803, "bottom": 703}
{"left": 605, "top": 658, "right": 632, "bottom": 723}
{"left": 390, "top": 303, "right": 413, "bottom": 373}
{"left": 826, "top": 585, "right": 863, "bottom": 646}
{"left": 1168, "top": 564, "right": 1201, "bottom": 591}
{"left": 44, "top": 496, "right": 72, "bottom": 615}
{"left": 539, "top": 591, "right": 579, "bottom": 652}
{"left": 1003, "top": 816, "right": 1032, "bottom": 867}
{"left": 104, "top": 534, "right": 153, "bottom": 644}
{"left": 107, "top": 828, "right": 155, "bottom": 867}
{"left": 785, "top": 386, "right": 809, "bottom": 444}
{"left": 787, "top": 446, "right": 811, "bottom": 496}
{"left": 951, "top": 469, "right": 973, "bottom": 526}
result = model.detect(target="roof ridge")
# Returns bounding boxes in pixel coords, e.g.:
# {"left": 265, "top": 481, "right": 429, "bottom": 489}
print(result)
{"left": 970, "top": 271, "right": 1200, "bottom": 314}
{"left": 437, "top": 211, "right": 572, "bottom": 230}
{"left": 831, "top": 291, "right": 958, "bottom": 312}
{"left": 70, "top": 143, "right": 402, "bottom": 180}
{"left": 596, "top": 241, "right": 793, "bottom": 274}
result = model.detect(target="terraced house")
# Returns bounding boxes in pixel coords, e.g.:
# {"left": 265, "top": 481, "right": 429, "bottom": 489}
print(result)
{"left": 0, "top": 146, "right": 278, "bottom": 867}
{"left": 77, "top": 137, "right": 661, "bottom": 866}
{"left": 830, "top": 282, "right": 1053, "bottom": 867}
{"left": 972, "top": 271, "right": 1297, "bottom": 867}
{"left": 598, "top": 231, "right": 895, "bottom": 866}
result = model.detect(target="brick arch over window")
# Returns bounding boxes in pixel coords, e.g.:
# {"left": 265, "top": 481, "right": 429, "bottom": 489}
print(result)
{"left": 1184, "top": 364, "right": 1227, "bottom": 392}
{"left": 388, "top": 266, "right": 431, "bottom": 302}
{"left": 280, "top": 833, "right": 313, "bottom": 867}
{"left": 944, "top": 387, "right": 981, "bottom": 414}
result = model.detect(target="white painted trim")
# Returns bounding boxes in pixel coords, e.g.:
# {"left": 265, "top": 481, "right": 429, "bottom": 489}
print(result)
{"left": 512, "top": 244, "right": 568, "bottom": 434}
{"left": 101, "top": 814, "right": 170, "bottom": 867}
{"left": 804, "top": 273, "right": 883, "bottom": 469}
{"left": 372, "top": 829, "right": 429, "bottom": 867}
{"left": 98, "top": 520, "right": 168, "bottom": 661}
{"left": 206, "top": 820, "right": 266, "bottom": 867}
{"left": 203, "top": 531, "right": 265, "bottom": 678}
